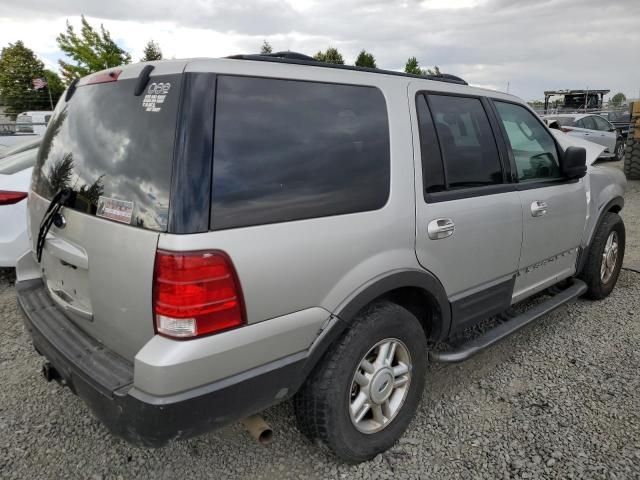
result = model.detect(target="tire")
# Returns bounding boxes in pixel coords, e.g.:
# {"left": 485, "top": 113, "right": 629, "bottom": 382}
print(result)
{"left": 580, "top": 212, "right": 625, "bottom": 300}
{"left": 623, "top": 124, "right": 640, "bottom": 180}
{"left": 614, "top": 139, "right": 624, "bottom": 162}
{"left": 294, "top": 301, "right": 427, "bottom": 463}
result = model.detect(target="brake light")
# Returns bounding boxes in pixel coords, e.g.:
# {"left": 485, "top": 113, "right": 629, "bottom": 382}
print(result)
{"left": 0, "top": 190, "right": 28, "bottom": 206}
{"left": 561, "top": 127, "right": 573, "bottom": 133}
{"left": 153, "top": 250, "right": 246, "bottom": 339}
{"left": 80, "top": 69, "right": 122, "bottom": 87}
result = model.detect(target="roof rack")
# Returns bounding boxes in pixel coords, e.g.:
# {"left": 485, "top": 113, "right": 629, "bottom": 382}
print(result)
{"left": 226, "top": 51, "right": 468, "bottom": 86}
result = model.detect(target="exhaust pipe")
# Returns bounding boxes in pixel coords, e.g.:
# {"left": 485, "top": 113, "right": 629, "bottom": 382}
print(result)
{"left": 42, "top": 362, "right": 60, "bottom": 382}
{"left": 241, "top": 415, "right": 273, "bottom": 445}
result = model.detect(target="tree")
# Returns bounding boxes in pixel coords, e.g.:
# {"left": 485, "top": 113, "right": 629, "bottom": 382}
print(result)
{"left": 610, "top": 92, "right": 626, "bottom": 107}
{"left": 260, "top": 40, "right": 273, "bottom": 54}
{"left": 141, "top": 40, "right": 162, "bottom": 61}
{"left": 56, "top": 15, "right": 131, "bottom": 84}
{"left": 355, "top": 50, "right": 376, "bottom": 68}
{"left": 424, "top": 65, "right": 441, "bottom": 76}
{"left": 404, "top": 56, "right": 422, "bottom": 75}
{"left": 313, "top": 47, "right": 344, "bottom": 64}
{"left": 0, "top": 41, "right": 62, "bottom": 117}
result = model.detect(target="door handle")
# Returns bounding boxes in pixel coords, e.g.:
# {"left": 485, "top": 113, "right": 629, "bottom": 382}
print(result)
{"left": 531, "top": 200, "right": 548, "bottom": 217}
{"left": 427, "top": 218, "right": 455, "bottom": 240}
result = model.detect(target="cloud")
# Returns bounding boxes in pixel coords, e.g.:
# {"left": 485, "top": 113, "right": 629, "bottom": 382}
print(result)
{"left": 0, "top": 0, "right": 638, "bottom": 100}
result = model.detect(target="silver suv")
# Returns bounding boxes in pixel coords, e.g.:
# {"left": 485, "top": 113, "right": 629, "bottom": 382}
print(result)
{"left": 16, "top": 53, "right": 626, "bottom": 462}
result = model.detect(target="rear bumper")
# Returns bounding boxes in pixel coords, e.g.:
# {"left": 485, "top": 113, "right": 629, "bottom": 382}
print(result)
{"left": 16, "top": 278, "right": 306, "bottom": 447}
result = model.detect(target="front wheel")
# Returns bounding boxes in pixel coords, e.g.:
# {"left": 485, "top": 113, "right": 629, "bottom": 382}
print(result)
{"left": 614, "top": 139, "right": 625, "bottom": 162}
{"left": 581, "top": 212, "right": 625, "bottom": 299}
{"left": 294, "top": 302, "right": 427, "bottom": 463}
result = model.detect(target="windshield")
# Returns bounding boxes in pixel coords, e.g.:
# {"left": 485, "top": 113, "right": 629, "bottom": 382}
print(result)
{"left": 32, "top": 74, "right": 181, "bottom": 232}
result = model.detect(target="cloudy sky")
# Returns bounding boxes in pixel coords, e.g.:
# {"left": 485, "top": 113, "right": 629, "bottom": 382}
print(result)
{"left": 0, "top": 0, "right": 638, "bottom": 100}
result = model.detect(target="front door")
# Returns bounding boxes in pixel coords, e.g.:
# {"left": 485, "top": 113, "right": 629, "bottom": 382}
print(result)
{"left": 411, "top": 87, "right": 523, "bottom": 330}
{"left": 491, "top": 101, "right": 587, "bottom": 302}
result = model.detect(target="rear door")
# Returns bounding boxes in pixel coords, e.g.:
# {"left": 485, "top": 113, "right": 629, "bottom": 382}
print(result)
{"left": 491, "top": 100, "right": 587, "bottom": 302}
{"left": 411, "top": 87, "right": 523, "bottom": 330}
{"left": 28, "top": 62, "right": 187, "bottom": 360}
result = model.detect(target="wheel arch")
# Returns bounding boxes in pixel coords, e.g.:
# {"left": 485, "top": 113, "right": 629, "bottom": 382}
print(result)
{"left": 299, "top": 270, "right": 451, "bottom": 383}
{"left": 577, "top": 195, "right": 624, "bottom": 275}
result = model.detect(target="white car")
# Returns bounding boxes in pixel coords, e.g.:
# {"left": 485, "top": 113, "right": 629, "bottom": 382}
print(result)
{"left": 0, "top": 141, "right": 39, "bottom": 267}
{"left": 542, "top": 113, "right": 624, "bottom": 161}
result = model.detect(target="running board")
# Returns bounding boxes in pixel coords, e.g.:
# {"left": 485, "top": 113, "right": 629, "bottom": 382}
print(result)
{"left": 430, "top": 279, "right": 587, "bottom": 363}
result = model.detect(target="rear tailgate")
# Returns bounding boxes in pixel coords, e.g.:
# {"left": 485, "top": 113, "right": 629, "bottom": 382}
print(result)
{"left": 28, "top": 61, "right": 187, "bottom": 361}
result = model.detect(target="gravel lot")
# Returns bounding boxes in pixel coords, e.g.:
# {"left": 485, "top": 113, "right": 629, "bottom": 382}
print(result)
{"left": 1, "top": 165, "right": 639, "bottom": 480}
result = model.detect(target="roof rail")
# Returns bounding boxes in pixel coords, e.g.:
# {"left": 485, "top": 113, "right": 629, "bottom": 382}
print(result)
{"left": 226, "top": 51, "right": 468, "bottom": 86}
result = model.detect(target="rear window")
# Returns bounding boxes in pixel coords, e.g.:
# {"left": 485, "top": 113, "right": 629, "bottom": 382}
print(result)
{"left": 32, "top": 75, "right": 181, "bottom": 231}
{"left": 211, "top": 76, "right": 390, "bottom": 230}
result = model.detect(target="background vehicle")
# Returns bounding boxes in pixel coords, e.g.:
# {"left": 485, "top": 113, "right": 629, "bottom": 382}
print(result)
{"left": 542, "top": 113, "right": 624, "bottom": 160}
{"left": 0, "top": 140, "right": 39, "bottom": 266}
{"left": 598, "top": 110, "right": 632, "bottom": 139}
{"left": 16, "top": 54, "right": 626, "bottom": 463}
{"left": 16, "top": 111, "right": 53, "bottom": 135}
{"left": 543, "top": 89, "right": 609, "bottom": 114}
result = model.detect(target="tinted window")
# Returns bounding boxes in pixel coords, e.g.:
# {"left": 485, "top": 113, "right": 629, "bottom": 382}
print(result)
{"left": 416, "top": 94, "right": 445, "bottom": 194}
{"left": 427, "top": 95, "right": 502, "bottom": 188}
{"left": 33, "top": 75, "right": 181, "bottom": 231}
{"left": 211, "top": 76, "right": 390, "bottom": 229}
{"left": 579, "top": 116, "right": 597, "bottom": 130}
{"left": 495, "top": 102, "right": 561, "bottom": 182}
{"left": 592, "top": 115, "right": 611, "bottom": 131}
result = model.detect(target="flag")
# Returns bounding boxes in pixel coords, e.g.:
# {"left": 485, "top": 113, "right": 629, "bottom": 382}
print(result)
{"left": 32, "top": 78, "right": 48, "bottom": 90}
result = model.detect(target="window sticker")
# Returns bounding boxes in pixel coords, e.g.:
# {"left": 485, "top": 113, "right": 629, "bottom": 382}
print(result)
{"left": 142, "top": 82, "right": 171, "bottom": 112}
{"left": 96, "top": 196, "right": 134, "bottom": 224}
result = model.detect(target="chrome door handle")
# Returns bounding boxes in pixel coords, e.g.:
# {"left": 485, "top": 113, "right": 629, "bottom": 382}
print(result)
{"left": 531, "top": 200, "right": 548, "bottom": 217}
{"left": 427, "top": 218, "right": 455, "bottom": 240}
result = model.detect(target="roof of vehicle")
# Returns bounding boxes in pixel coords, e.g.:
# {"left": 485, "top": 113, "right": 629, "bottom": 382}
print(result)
{"left": 17, "top": 111, "right": 53, "bottom": 116}
{"left": 79, "top": 54, "right": 525, "bottom": 107}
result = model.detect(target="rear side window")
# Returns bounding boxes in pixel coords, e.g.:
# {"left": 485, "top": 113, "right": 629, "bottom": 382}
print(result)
{"left": 577, "top": 116, "right": 597, "bottom": 130}
{"left": 211, "top": 76, "right": 390, "bottom": 230}
{"left": 427, "top": 95, "right": 502, "bottom": 189}
{"left": 416, "top": 94, "right": 445, "bottom": 194}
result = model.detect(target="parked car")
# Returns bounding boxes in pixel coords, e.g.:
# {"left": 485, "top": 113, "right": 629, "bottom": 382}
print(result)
{"left": 542, "top": 113, "right": 625, "bottom": 161}
{"left": 16, "top": 111, "right": 53, "bottom": 135}
{"left": 0, "top": 141, "right": 39, "bottom": 266}
{"left": 597, "top": 110, "right": 631, "bottom": 139}
{"left": 16, "top": 54, "right": 626, "bottom": 463}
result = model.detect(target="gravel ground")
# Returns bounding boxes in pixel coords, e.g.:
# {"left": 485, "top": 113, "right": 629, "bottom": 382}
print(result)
{"left": 1, "top": 169, "right": 639, "bottom": 480}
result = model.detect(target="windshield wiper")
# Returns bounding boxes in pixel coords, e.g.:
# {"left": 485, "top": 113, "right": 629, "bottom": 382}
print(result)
{"left": 36, "top": 188, "right": 72, "bottom": 263}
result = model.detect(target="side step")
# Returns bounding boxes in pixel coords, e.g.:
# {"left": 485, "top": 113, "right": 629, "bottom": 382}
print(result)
{"left": 430, "top": 279, "right": 587, "bottom": 363}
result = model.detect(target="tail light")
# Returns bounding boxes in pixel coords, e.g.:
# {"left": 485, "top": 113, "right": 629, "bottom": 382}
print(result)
{"left": 153, "top": 250, "right": 246, "bottom": 339}
{"left": 79, "top": 69, "right": 122, "bottom": 87}
{"left": 561, "top": 127, "right": 573, "bottom": 133}
{"left": 0, "top": 190, "right": 28, "bottom": 206}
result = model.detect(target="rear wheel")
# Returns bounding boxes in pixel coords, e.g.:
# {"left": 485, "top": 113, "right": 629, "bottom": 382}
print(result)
{"left": 580, "top": 212, "right": 625, "bottom": 299}
{"left": 294, "top": 302, "right": 427, "bottom": 463}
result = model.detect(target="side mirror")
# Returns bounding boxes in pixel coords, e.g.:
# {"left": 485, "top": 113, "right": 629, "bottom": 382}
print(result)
{"left": 562, "top": 146, "right": 587, "bottom": 179}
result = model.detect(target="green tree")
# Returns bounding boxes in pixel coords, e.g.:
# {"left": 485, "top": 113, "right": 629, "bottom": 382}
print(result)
{"left": 56, "top": 15, "right": 131, "bottom": 84}
{"left": 355, "top": 50, "right": 376, "bottom": 68}
{"left": 141, "top": 40, "right": 162, "bottom": 61}
{"left": 0, "top": 41, "right": 62, "bottom": 117}
{"left": 260, "top": 40, "right": 273, "bottom": 54}
{"left": 404, "top": 56, "right": 422, "bottom": 75}
{"left": 610, "top": 92, "right": 626, "bottom": 107}
{"left": 424, "top": 65, "right": 441, "bottom": 76}
{"left": 313, "top": 47, "right": 344, "bottom": 64}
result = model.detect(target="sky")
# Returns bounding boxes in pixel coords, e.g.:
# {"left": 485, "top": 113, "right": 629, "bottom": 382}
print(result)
{"left": 0, "top": 0, "right": 638, "bottom": 101}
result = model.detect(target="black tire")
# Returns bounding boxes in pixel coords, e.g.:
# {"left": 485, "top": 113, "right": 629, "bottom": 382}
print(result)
{"left": 623, "top": 125, "right": 640, "bottom": 180}
{"left": 614, "top": 139, "right": 624, "bottom": 162}
{"left": 580, "top": 212, "right": 625, "bottom": 300}
{"left": 294, "top": 302, "right": 427, "bottom": 463}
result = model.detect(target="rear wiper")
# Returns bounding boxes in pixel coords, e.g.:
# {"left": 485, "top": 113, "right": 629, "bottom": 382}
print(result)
{"left": 36, "top": 188, "right": 72, "bottom": 263}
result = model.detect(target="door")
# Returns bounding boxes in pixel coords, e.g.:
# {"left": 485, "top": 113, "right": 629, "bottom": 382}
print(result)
{"left": 492, "top": 101, "right": 587, "bottom": 302}
{"left": 570, "top": 116, "right": 598, "bottom": 142}
{"left": 591, "top": 115, "right": 617, "bottom": 154}
{"left": 411, "top": 88, "right": 523, "bottom": 329}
